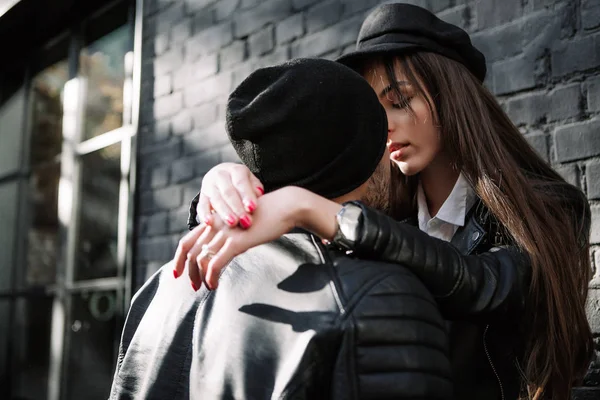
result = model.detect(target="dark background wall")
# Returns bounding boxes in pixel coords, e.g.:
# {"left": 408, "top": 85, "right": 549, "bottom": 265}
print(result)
{"left": 135, "top": 0, "right": 600, "bottom": 396}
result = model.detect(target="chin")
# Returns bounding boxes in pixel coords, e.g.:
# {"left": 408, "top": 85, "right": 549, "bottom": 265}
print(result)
{"left": 394, "top": 160, "right": 419, "bottom": 176}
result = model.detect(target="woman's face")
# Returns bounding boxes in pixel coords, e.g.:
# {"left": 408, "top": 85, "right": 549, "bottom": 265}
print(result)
{"left": 363, "top": 61, "right": 442, "bottom": 176}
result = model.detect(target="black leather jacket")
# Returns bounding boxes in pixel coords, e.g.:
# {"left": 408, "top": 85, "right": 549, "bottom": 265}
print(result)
{"left": 109, "top": 232, "right": 453, "bottom": 400}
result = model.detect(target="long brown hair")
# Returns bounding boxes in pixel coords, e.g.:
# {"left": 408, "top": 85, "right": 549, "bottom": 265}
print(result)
{"left": 367, "top": 52, "right": 593, "bottom": 399}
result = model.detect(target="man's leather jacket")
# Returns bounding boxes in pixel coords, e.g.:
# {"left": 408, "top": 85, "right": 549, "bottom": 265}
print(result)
{"left": 109, "top": 232, "right": 452, "bottom": 400}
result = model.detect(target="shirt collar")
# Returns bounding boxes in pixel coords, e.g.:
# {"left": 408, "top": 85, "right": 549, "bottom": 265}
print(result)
{"left": 417, "top": 172, "right": 477, "bottom": 228}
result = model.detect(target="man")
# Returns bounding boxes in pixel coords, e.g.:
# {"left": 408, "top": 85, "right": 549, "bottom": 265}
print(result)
{"left": 109, "top": 58, "right": 451, "bottom": 400}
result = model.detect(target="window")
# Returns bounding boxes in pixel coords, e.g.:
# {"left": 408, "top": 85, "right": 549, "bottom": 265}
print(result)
{"left": 0, "top": 1, "right": 139, "bottom": 399}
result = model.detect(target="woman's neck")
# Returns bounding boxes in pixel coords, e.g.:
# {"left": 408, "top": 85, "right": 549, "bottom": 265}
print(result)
{"left": 419, "top": 156, "right": 460, "bottom": 218}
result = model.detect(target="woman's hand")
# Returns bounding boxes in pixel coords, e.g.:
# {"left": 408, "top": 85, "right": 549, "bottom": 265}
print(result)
{"left": 173, "top": 186, "right": 342, "bottom": 291}
{"left": 198, "top": 163, "right": 264, "bottom": 228}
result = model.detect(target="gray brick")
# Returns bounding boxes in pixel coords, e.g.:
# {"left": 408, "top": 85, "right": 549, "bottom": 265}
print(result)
{"left": 139, "top": 138, "right": 182, "bottom": 167}
{"left": 231, "top": 61, "right": 256, "bottom": 88}
{"left": 587, "top": 163, "right": 600, "bottom": 200}
{"left": 554, "top": 164, "right": 579, "bottom": 187}
{"left": 276, "top": 14, "right": 304, "bottom": 44}
{"left": 186, "top": 22, "right": 233, "bottom": 61}
{"left": 506, "top": 91, "right": 548, "bottom": 126}
{"left": 234, "top": 0, "right": 292, "bottom": 37}
{"left": 548, "top": 84, "right": 581, "bottom": 122}
{"left": 195, "top": 150, "right": 222, "bottom": 174}
{"left": 146, "top": 212, "right": 168, "bottom": 236}
{"left": 154, "top": 74, "right": 172, "bottom": 98}
{"left": 169, "top": 207, "right": 190, "bottom": 234}
{"left": 173, "top": 64, "right": 191, "bottom": 90}
{"left": 554, "top": 119, "right": 600, "bottom": 162}
{"left": 154, "top": 91, "right": 183, "bottom": 119}
{"left": 475, "top": 0, "right": 523, "bottom": 29}
{"left": 192, "top": 10, "right": 214, "bottom": 33}
{"left": 184, "top": 123, "right": 230, "bottom": 155}
{"left": 253, "top": 47, "right": 289, "bottom": 69}
{"left": 306, "top": 0, "right": 342, "bottom": 34}
{"left": 171, "top": 19, "right": 192, "bottom": 44}
{"left": 587, "top": 78, "right": 600, "bottom": 113}
{"left": 471, "top": 22, "right": 522, "bottom": 63}
{"left": 172, "top": 110, "right": 193, "bottom": 136}
{"left": 241, "top": 0, "right": 263, "bottom": 9}
{"left": 291, "top": 16, "right": 361, "bottom": 58}
{"left": 431, "top": 0, "right": 452, "bottom": 13}
{"left": 151, "top": 165, "right": 170, "bottom": 189}
{"left": 171, "top": 157, "right": 196, "bottom": 183}
{"left": 249, "top": 25, "right": 275, "bottom": 57}
{"left": 437, "top": 5, "right": 468, "bottom": 30}
{"left": 552, "top": 33, "right": 600, "bottom": 77}
{"left": 183, "top": 178, "right": 204, "bottom": 208}
{"left": 586, "top": 277, "right": 600, "bottom": 325}
{"left": 214, "top": 0, "right": 240, "bottom": 20}
{"left": 582, "top": 0, "right": 600, "bottom": 30}
{"left": 156, "top": 3, "right": 185, "bottom": 34}
{"left": 185, "top": 0, "right": 218, "bottom": 13}
{"left": 220, "top": 144, "right": 241, "bottom": 163}
{"left": 154, "top": 186, "right": 184, "bottom": 210}
{"left": 525, "top": 132, "right": 549, "bottom": 161}
{"left": 184, "top": 73, "right": 232, "bottom": 107}
{"left": 136, "top": 236, "right": 176, "bottom": 262}
{"left": 192, "top": 103, "right": 219, "bottom": 129}
{"left": 192, "top": 53, "right": 219, "bottom": 80}
{"left": 292, "top": 0, "right": 321, "bottom": 10}
{"left": 154, "top": 46, "right": 184, "bottom": 76}
{"left": 493, "top": 55, "right": 536, "bottom": 95}
{"left": 154, "top": 34, "right": 169, "bottom": 56}
{"left": 154, "top": 119, "right": 171, "bottom": 142}
{"left": 340, "top": 0, "right": 389, "bottom": 17}
{"left": 220, "top": 41, "right": 247, "bottom": 69}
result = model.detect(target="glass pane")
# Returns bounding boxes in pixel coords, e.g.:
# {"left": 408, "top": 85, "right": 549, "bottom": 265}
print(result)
{"left": 0, "top": 80, "right": 25, "bottom": 177}
{"left": 0, "top": 300, "right": 10, "bottom": 395}
{"left": 64, "top": 290, "right": 122, "bottom": 400}
{"left": 0, "top": 181, "right": 19, "bottom": 292}
{"left": 80, "top": 25, "right": 132, "bottom": 141}
{"left": 30, "top": 59, "right": 69, "bottom": 166}
{"left": 75, "top": 143, "right": 121, "bottom": 281}
{"left": 10, "top": 296, "right": 53, "bottom": 400}
{"left": 22, "top": 162, "right": 61, "bottom": 288}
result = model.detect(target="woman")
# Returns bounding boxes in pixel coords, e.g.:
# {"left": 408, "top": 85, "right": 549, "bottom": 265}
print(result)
{"left": 173, "top": 4, "right": 593, "bottom": 400}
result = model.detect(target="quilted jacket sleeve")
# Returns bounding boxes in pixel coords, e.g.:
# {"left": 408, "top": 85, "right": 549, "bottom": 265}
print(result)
{"left": 345, "top": 201, "right": 532, "bottom": 321}
{"left": 331, "top": 263, "right": 453, "bottom": 399}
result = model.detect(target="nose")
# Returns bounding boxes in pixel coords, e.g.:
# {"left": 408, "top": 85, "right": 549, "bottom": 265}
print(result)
{"left": 386, "top": 111, "right": 395, "bottom": 137}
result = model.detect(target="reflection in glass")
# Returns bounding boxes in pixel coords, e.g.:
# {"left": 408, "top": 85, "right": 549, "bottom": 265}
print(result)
{"left": 25, "top": 162, "right": 61, "bottom": 287}
{"left": 10, "top": 296, "right": 52, "bottom": 399}
{"left": 80, "top": 25, "right": 131, "bottom": 141}
{"left": 75, "top": 143, "right": 121, "bottom": 281}
{"left": 0, "top": 182, "right": 18, "bottom": 292}
{"left": 0, "top": 301, "right": 9, "bottom": 394}
{"left": 65, "top": 290, "right": 121, "bottom": 400}
{"left": 30, "top": 60, "right": 69, "bottom": 166}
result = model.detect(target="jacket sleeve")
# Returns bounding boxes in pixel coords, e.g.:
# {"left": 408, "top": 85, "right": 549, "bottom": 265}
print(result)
{"left": 345, "top": 201, "right": 532, "bottom": 321}
{"left": 187, "top": 192, "right": 201, "bottom": 230}
{"left": 331, "top": 265, "right": 453, "bottom": 399}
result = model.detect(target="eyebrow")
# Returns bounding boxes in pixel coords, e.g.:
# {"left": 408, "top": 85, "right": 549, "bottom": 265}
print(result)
{"left": 379, "top": 81, "right": 410, "bottom": 98}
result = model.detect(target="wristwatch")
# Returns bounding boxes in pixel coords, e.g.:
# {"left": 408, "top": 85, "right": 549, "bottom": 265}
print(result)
{"left": 332, "top": 203, "right": 363, "bottom": 251}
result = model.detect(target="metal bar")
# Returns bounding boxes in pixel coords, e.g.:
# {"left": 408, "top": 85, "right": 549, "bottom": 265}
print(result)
{"left": 75, "top": 125, "right": 135, "bottom": 155}
{"left": 45, "top": 277, "right": 125, "bottom": 294}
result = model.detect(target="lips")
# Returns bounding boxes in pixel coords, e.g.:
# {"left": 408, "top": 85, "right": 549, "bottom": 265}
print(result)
{"left": 388, "top": 142, "right": 409, "bottom": 159}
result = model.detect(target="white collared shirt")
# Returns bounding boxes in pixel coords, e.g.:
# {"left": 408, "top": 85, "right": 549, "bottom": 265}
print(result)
{"left": 417, "top": 173, "right": 477, "bottom": 242}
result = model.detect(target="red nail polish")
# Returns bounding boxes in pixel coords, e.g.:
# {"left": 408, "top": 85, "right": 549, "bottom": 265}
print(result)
{"left": 226, "top": 214, "right": 236, "bottom": 226}
{"left": 256, "top": 187, "right": 264, "bottom": 195}
{"left": 244, "top": 199, "right": 256, "bottom": 213}
{"left": 239, "top": 215, "right": 251, "bottom": 229}
{"left": 203, "top": 215, "right": 212, "bottom": 225}
{"left": 191, "top": 282, "right": 199, "bottom": 291}
{"left": 173, "top": 269, "right": 179, "bottom": 279}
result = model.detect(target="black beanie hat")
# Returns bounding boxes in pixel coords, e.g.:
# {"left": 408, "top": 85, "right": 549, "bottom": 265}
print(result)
{"left": 226, "top": 58, "right": 388, "bottom": 198}
{"left": 337, "top": 3, "right": 487, "bottom": 82}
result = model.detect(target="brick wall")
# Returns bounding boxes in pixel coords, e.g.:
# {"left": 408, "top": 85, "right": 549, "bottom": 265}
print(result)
{"left": 136, "top": 0, "right": 600, "bottom": 396}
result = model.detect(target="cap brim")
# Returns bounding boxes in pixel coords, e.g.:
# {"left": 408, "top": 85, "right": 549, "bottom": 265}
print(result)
{"left": 336, "top": 42, "right": 421, "bottom": 71}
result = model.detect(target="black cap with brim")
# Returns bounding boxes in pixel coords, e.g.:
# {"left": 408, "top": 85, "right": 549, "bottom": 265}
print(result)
{"left": 336, "top": 3, "right": 486, "bottom": 82}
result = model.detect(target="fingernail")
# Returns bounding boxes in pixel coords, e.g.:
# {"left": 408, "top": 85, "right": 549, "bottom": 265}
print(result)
{"left": 191, "top": 282, "right": 199, "bottom": 291}
{"left": 239, "top": 215, "right": 252, "bottom": 229}
{"left": 226, "top": 214, "right": 237, "bottom": 226}
{"left": 256, "top": 187, "right": 264, "bottom": 195}
{"left": 244, "top": 199, "right": 256, "bottom": 213}
{"left": 173, "top": 269, "right": 179, "bottom": 279}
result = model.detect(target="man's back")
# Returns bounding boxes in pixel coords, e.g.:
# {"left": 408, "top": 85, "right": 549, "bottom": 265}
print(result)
{"left": 109, "top": 232, "right": 452, "bottom": 399}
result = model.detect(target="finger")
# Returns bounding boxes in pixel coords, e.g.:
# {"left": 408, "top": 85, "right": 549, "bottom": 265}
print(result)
{"left": 215, "top": 169, "right": 248, "bottom": 220}
{"left": 188, "top": 226, "right": 217, "bottom": 290}
{"left": 196, "top": 194, "right": 213, "bottom": 226}
{"left": 201, "top": 232, "right": 227, "bottom": 290}
{"left": 250, "top": 174, "right": 265, "bottom": 197}
{"left": 230, "top": 166, "right": 259, "bottom": 214}
{"left": 173, "top": 224, "right": 207, "bottom": 278}
{"left": 206, "top": 239, "right": 240, "bottom": 290}
{"left": 207, "top": 188, "right": 238, "bottom": 227}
